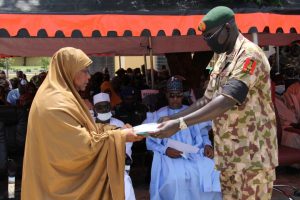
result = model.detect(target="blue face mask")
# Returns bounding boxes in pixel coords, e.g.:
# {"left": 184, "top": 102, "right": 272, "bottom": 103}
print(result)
{"left": 275, "top": 85, "right": 285, "bottom": 95}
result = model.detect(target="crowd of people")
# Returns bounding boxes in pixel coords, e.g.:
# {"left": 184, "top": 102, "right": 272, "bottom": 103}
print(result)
{"left": 271, "top": 41, "right": 300, "bottom": 157}
{"left": 0, "top": 50, "right": 215, "bottom": 200}
{"left": 0, "top": 69, "right": 47, "bottom": 178}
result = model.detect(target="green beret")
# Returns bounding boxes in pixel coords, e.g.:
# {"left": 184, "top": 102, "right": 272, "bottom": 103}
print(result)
{"left": 198, "top": 6, "right": 234, "bottom": 32}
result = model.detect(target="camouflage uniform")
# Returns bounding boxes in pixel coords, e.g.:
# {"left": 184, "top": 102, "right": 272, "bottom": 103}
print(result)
{"left": 204, "top": 33, "right": 278, "bottom": 200}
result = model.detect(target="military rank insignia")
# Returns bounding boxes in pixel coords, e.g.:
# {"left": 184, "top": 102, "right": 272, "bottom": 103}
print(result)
{"left": 242, "top": 58, "right": 256, "bottom": 75}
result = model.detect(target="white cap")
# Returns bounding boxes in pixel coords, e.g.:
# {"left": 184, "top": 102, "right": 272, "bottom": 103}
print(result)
{"left": 93, "top": 93, "right": 110, "bottom": 105}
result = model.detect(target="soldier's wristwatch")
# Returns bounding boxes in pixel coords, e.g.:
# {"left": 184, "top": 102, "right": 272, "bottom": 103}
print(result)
{"left": 178, "top": 117, "right": 188, "bottom": 130}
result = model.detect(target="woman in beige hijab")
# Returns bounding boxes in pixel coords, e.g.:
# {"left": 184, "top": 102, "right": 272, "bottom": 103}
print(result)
{"left": 21, "top": 47, "right": 144, "bottom": 200}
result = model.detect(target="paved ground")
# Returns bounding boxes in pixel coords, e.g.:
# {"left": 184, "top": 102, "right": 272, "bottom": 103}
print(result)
{"left": 1, "top": 166, "right": 299, "bottom": 200}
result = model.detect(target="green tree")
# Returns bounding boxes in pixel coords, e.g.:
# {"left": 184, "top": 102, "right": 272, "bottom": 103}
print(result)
{"left": 0, "top": 58, "right": 14, "bottom": 70}
{"left": 215, "top": 0, "right": 282, "bottom": 6}
{"left": 41, "top": 57, "right": 50, "bottom": 71}
{"left": 243, "top": 0, "right": 282, "bottom": 6}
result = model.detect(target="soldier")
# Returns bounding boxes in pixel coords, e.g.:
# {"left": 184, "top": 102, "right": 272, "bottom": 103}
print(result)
{"left": 152, "top": 6, "right": 278, "bottom": 200}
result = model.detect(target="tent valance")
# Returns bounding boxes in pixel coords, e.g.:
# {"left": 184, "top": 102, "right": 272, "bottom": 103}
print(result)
{"left": 0, "top": 33, "right": 299, "bottom": 57}
{"left": 0, "top": 13, "right": 299, "bottom": 38}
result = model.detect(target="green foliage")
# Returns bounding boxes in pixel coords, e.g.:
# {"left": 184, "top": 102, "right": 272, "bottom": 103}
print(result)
{"left": 220, "top": 0, "right": 282, "bottom": 5}
{"left": 0, "top": 58, "right": 14, "bottom": 70}
{"left": 243, "top": 0, "right": 282, "bottom": 6}
{"left": 41, "top": 57, "right": 50, "bottom": 70}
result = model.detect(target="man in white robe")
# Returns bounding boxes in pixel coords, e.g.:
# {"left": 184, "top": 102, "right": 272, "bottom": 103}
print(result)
{"left": 93, "top": 92, "right": 136, "bottom": 200}
{"left": 144, "top": 77, "right": 221, "bottom": 200}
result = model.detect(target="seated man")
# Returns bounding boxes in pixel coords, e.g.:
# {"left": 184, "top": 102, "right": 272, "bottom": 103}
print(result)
{"left": 277, "top": 82, "right": 300, "bottom": 152}
{"left": 93, "top": 92, "right": 136, "bottom": 200}
{"left": 144, "top": 77, "right": 221, "bottom": 200}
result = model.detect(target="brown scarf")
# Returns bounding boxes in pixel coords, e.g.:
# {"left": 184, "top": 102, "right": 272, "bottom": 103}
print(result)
{"left": 22, "top": 47, "right": 126, "bottom": 200}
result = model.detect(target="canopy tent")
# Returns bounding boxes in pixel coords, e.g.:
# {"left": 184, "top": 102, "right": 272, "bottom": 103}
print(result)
{"left": 0, "top": 0, "right": 299, "bottom": 57}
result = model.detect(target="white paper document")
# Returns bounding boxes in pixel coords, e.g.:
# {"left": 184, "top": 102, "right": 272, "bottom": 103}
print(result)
{"left": 167, "top": 139, "right": 199, "bottom": 154}
{"left": 133, "top": 123, "right": 159, "bottom": 136}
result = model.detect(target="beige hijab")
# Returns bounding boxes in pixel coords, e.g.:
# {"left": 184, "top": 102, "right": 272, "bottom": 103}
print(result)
{"left": 22, "top": 47, "right": 126, "bottom": 200}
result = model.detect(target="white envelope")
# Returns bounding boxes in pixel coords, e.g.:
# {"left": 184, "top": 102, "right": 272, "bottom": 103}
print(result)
{"left": 167, "top": 139, "right": 199, "bottom": 154}
{"left": 133, "top": 123, "right": 159, "bottom": 136}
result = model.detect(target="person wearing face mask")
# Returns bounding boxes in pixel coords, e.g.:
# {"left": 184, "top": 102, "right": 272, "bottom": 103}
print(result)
{"left": 151, "top": 6, "right": 278, "bottom": 200}
{"left": 93, "top": 92, "right": 136, "bottom": 200}
{"left": 275, "top": 84, "right": 285, "bottom": 95}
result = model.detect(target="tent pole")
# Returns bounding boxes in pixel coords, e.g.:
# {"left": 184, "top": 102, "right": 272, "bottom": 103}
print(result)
{"left": 276, "top": 46, "right": 280, "bottom": 73}
{"left": 144, "top": 55, "right": 149, "bottom": 86}
{"left": 252, "top": 32, "right": 258, "bottom": 45}
{"left": 148, "top": 37, "right": 154, "bottom": 89}
{"left": 119, "top": 56, "right": 122, "bottom": 69}
{"left": 5, "top": 59, "right": 9, "bottom": 79}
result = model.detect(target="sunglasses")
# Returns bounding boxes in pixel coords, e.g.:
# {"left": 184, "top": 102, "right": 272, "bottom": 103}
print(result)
{"left": 202, "top": 18, "right": 234, "bottom": 41}
{"left": 202, "top": 24, "right": 225, "bottom": 41}
{"left": 168, "top": 93, "right": 183, "bottom": 98}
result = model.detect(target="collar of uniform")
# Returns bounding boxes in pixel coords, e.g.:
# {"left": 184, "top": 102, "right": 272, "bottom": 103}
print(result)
{"left": 226, "top": 33, "right": 245, "bottom": 62}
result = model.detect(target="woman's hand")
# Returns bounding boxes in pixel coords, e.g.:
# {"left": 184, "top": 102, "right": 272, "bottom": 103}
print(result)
{"left": 122, "top": 128, "right": 145, "bottom": 142}
{"left": 123, "top": 123, "right": 132, "bottom": 129}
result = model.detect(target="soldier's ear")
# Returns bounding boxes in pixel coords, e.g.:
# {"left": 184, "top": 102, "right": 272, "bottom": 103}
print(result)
{"left": 225, "top": 23, "right": 231, "bottom": 32}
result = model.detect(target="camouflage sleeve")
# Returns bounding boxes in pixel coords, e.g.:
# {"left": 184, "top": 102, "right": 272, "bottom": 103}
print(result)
{"left": 230, "top": 52, "right": 263, "bottom": 90}
{"left": 203, "top": 76, "right": 214, "bottom": 101}
{"left": 221, "top": 52, "right": 264, "bottom": 104}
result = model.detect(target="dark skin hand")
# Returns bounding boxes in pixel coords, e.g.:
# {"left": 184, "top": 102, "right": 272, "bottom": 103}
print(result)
{"left": 165, "top": 147, "right": 182, "bottom": 158}
{"left": 204, "top": 145, "right": 214, "bottom": 159}
{"left": 165, "top": 146, "right": 213, "bottom": 159}
{"left": 152, "top": 95, "right": 236, "bottom": 139}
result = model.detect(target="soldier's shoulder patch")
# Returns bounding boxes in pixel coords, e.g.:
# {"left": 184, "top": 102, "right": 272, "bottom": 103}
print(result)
{"left": 242, "top": 58, "right": 256, "bottom": 75}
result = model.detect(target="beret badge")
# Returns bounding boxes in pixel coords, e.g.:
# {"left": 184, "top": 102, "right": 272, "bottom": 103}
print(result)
{"left": 198, "top": 22, "right": 206, "bottom": 32}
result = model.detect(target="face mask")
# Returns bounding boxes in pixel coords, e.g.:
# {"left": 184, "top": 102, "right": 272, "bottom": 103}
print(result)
{"left": 275, "top": 85, "right": 285, "bottom": 95}
{"left": 206, "top": 28, "right": 230, "bottom": 54}
{"left": 97, "top": 112, "right": 112, "bottom": 121}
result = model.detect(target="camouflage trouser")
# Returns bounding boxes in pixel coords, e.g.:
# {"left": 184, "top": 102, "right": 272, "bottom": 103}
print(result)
{"left": 220, "top": 168, "right": 276, "bottom": 200}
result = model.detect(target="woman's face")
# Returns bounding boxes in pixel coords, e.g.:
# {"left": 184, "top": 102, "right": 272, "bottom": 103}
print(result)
{"left": 73, "top": 68, "right": 91, "bottom": 91}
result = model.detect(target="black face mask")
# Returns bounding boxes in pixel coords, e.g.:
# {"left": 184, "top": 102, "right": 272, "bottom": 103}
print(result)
{"left": 206, "top": 28, "right": 230, "bottom": 54}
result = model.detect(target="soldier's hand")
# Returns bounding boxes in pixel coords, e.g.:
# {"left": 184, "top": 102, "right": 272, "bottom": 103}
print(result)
{"left": 165, "top": 147, "right": 182, "bottom": 158}
{"left": 204, "top": 145, "right": 214, "bottom": 159}
{"left": 122, "top": 128, "right": 145, "bottom": 142}
{"left": 151, "top": 119, "right": 179, "bottom": 139}
{"left": 157, "top": 116, "right": 172, "bottom": 123}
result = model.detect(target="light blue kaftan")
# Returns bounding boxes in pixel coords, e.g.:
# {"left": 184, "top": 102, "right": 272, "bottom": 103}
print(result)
{"left": 144, "top": 105, "right": 221, "bottom": 200}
